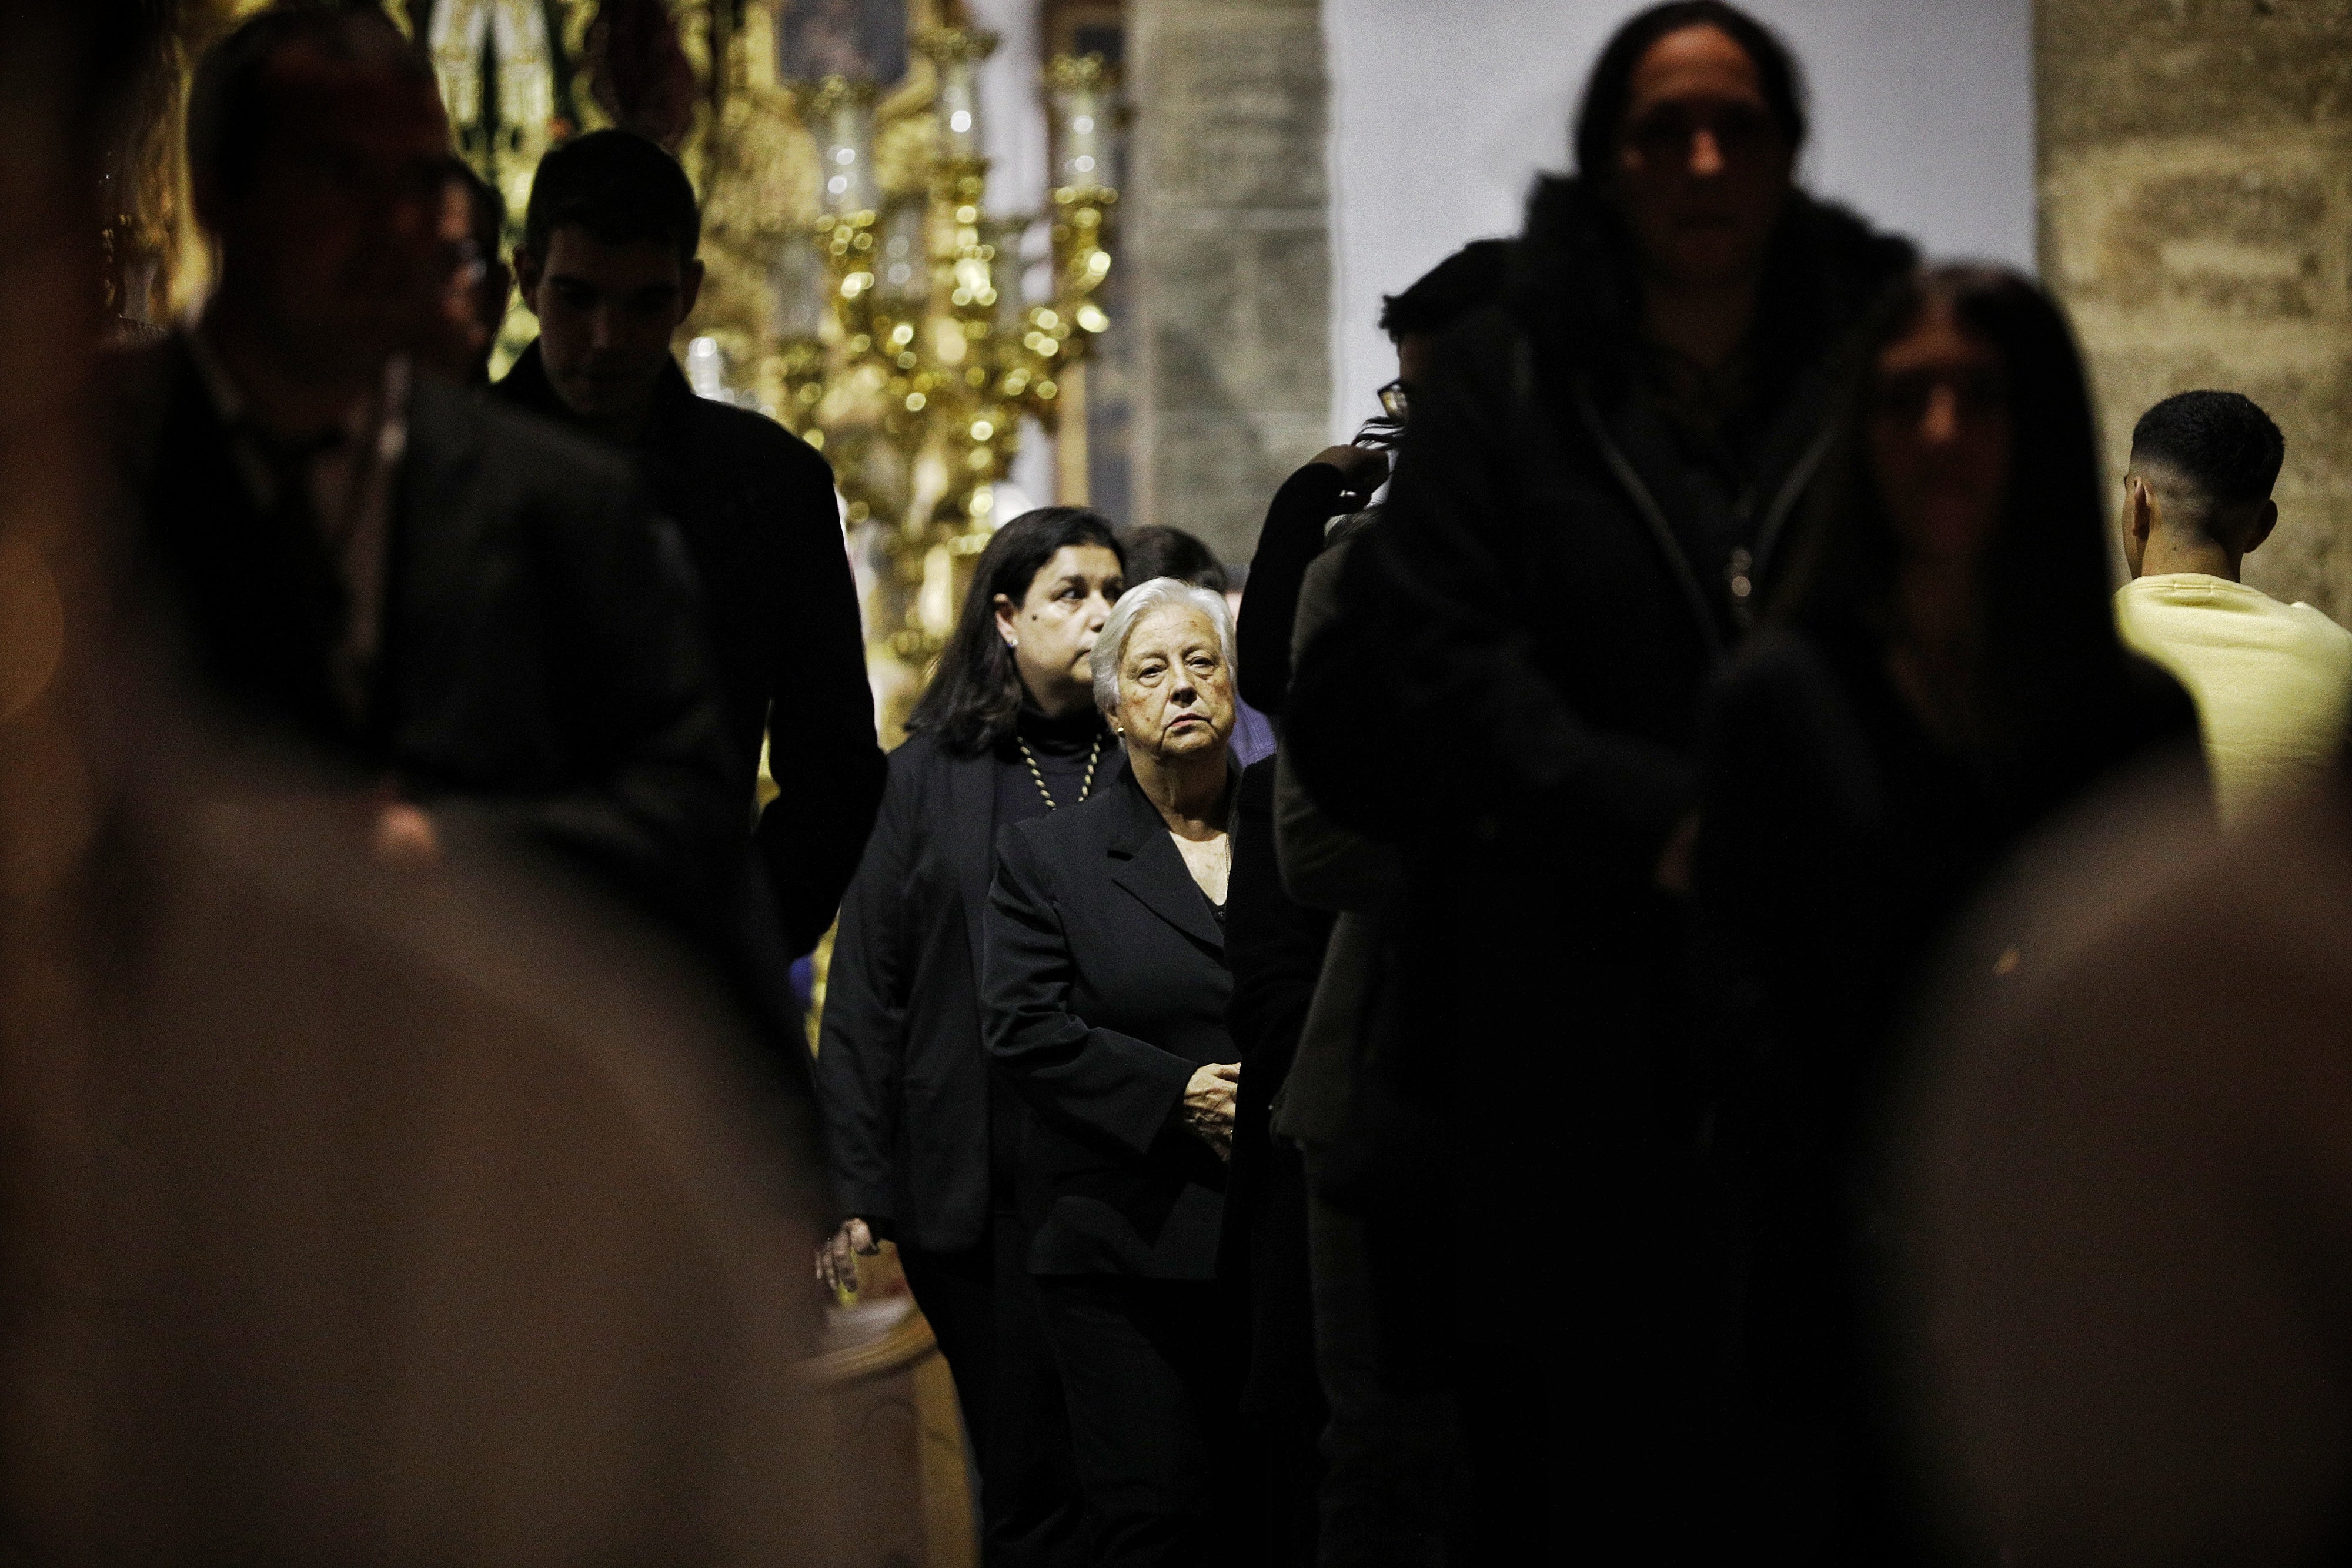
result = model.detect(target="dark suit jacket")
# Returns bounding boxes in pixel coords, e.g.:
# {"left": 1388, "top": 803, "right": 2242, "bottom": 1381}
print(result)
{"left": 983, "top": 770, "right": 1235, "bottom": 1281}
{"left": 110, "top": 336, "right": 742, "bottom": 947}
{"left": 816, "top": 727, "right": 1127, "bottom": 1253}
{"left": 1222, "top": 756, "right": 1333, "bottom": 1419}
{"left": 497, "top": 344, "right": 886, "bottom": 957}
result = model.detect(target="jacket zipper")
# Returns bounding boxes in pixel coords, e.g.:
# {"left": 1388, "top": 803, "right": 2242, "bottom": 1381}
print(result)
{"left": 1570, "top": 375, "right": 1724, "bottom": 662}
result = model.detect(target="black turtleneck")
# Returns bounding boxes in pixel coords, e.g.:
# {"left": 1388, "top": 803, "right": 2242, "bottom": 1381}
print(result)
{"left": 995, "top": 701, "right": 1112, "bottom": 830}
{"left": 985, "top": 699, "right": 1115, "bottom": 1189}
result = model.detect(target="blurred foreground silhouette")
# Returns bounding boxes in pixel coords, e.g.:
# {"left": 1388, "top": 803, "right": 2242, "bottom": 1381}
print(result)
{"left": 0, "top": 5, "right": 840, "bottom": 1559}
{"left": 1898, "top": 764, "right": 2352, "bottom": 1566}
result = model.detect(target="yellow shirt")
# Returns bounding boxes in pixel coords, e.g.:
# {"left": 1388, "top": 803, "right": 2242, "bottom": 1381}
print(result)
{"left": 2116, "top": 573, "right": 2352, "bottom": 824}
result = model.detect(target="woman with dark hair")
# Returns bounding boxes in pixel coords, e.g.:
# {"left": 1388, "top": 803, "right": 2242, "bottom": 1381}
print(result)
{"left": 814, "top": 506, "right": 1125, "bottom": 1568}
{"left": 1281, "top": 2, "right": 1912, "bottom": 1555}
{"left": 983, "top": 577, "right": 1249, "bottom": 1568}
{"left": 1695, "top": 265, "right": 2206, "bottom": 1559}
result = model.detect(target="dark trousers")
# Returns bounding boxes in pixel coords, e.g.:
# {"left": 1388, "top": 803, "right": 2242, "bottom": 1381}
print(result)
{"left": 1302, "top": 1160, "right": 1458, "bottom": 1568}
{"left": 1033, "top": 1274, "right": 1243, "bottom": 1568}
{"left": 901, "top": 1214, "right": 1089, "bottom": 1568}
{"left": 1237, "top": 1139, "right": 1326, "bottom": 1568}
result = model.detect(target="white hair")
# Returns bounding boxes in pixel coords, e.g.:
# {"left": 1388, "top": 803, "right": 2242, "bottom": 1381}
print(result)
{"left": 1091, "top": 577, "right": 1238, "bottom": 718}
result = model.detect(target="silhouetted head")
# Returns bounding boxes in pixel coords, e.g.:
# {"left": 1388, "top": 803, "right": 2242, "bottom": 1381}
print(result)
{"left": 515, "top": 129, "right": 705, "bottom": 437}
{"left": 2120, "top": 391, "right": 2284, "bottom": 580}
{"left": 417, "top": 161, "right": 511, "bottom": 383}
{"left": 189, "top": 8, "right": 452, "bottom": 387}
{"left": 1575, "top": 2, "right": 1803, "bottom": 289}
{"left": 908, "top": 508, "right": 1127, "bottom": 754}
{"left": 1781, "top": 264, "right": 2123, "bottom": 750}
{"left": 1118, "top": 526, "right": 1228, "bottom": 593}
{"left": 1376, "top": 238, "right": 1513, "bottom": 416}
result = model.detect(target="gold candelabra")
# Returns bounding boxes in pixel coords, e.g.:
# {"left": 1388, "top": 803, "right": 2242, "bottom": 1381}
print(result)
{"left": 747, "top": 32, "right": 1120, "bottom": 739}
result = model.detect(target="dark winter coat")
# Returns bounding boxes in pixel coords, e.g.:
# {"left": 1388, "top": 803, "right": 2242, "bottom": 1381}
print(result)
{"left": 1281, "top": 175, "right": 1915, "bottom": 1546}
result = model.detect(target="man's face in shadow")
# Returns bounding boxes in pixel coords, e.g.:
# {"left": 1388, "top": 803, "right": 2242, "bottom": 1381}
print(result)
{"left": 202, "top": 45, "right": 453, "bottom": 383}
{"left": 516, "top": 227, "right": 704, "bottom": 433}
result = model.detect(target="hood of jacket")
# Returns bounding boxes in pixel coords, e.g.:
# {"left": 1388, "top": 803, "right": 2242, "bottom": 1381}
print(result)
{"left": 1509, "top": 174, "right": 1917, "bottom": 400}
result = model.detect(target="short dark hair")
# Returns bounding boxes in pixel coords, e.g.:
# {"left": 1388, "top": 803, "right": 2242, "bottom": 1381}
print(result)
{"left": 188, "top": 5, "right": 437, "bottom": 208}
{"left": 1378, "top": 239, "right": 1512, "bottom": 341}
{"left": 906, "top": 507, "right": 1126, "bottom": 755}
{"left": 1572, "top": 1, "right": 1808, "bottom": 179}
{"left": 2130, "top": 390, "right": 2285, "bottom": 507}
{"left": 1119, "top": 526, "right": 1227, "bottom": 593}
{"left": 523, "top": 129, "right": 700, "bottom": 265}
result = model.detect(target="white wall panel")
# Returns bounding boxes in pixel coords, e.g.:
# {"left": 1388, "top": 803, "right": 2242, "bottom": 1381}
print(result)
{"left": 1323, "top": 0, "right": 2035, "bottom": 441}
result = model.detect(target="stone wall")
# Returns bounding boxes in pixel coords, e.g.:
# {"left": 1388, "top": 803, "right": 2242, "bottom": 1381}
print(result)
{"left": 1128, "top": 0, "right": 1331, "bottom": 562}
{"left": 2037, "top": 0, "right": 2352, "bottom": 619}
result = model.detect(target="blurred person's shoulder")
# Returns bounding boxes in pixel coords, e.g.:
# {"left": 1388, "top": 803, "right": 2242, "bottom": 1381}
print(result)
{"left": 1897, "top": 765, "right": 2352, "bottom": 1561}
{"left": 1913, "top": 761, "right": 2352, "bottom": 1088}
{"left": 412, "top": 373, "right": 639, "bottom": 507}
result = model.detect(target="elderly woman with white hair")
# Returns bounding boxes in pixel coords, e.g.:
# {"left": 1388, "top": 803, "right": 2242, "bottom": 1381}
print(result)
{"left": 982, "top": 576, "right": 1247, "bottom": 1566}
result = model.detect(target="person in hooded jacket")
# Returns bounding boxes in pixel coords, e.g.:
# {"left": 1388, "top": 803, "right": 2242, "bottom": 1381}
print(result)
{"left": 1282, "top": 4, "right": 1915, "bottom": 1555}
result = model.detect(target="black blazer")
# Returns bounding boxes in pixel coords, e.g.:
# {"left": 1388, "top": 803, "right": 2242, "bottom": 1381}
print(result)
{"left": 497, "top": 345, "right": 886, "bottom": 956}
{"left": 111, "top": 336, "right": 742, "bottom": 948}
{"left": 816, "top": 727, "right": 1127, "bottom": 1253}
{"left": 983, "top": 770, "right": 1235, "bottom": 1281}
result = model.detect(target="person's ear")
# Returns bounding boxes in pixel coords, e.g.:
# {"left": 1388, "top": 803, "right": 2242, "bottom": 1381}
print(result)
{"left": 2244, "top": 498, "right": 2280, "bottom": 556}
{"left": 677, "top": 256, "right": 706, "bottom": 322}
{"left": 993, "top": 591, "right": 1019, "bottom": 647}
{"left": 2124, "top": 476, "right": 2156, "bottom": 546}
{"left": 512, "top": 247, "right": 543, "bottom": 312}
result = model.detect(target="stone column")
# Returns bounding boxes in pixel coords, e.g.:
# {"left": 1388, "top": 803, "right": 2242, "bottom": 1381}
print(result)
{"left": 2037, "top": 0, "right": 2352, "bottom": 619}
{"left": 1128, "top": 0, "right": 1331, "bottom": 563}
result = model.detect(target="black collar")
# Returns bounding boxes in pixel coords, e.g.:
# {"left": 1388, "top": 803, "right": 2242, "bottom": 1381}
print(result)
{"left": 495, "top": 338, "right": 699, "bottom": 456}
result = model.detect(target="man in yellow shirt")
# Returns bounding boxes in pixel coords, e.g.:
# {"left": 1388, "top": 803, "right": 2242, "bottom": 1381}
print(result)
{"left": 2116, "top": 390, "right": 2352, "bottom": 823}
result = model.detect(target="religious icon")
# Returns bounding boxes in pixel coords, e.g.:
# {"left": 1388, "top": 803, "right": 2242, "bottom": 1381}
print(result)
{"left": 780, "top": 0, "right": 908, "bottom": 86}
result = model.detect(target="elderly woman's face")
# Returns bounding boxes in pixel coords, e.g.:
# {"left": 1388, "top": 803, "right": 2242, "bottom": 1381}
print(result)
{"left": 1111, "top": 604, "right": 1234, "bottom": 761}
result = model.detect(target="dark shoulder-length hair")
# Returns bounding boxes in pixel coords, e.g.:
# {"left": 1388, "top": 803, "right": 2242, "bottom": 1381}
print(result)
{"left": 1773, "top": 263, "right": 2125, "bottom": 753}
{"left": 906, "top": 506, "right": 1124, "bottom": 755}
{"left": 1572, "top": 1, "right": 1809, "bottom": 178}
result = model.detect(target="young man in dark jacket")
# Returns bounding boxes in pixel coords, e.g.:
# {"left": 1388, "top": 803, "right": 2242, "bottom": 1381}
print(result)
{"left": 496, "top": 130, "right": 886, "bottom": 967}
{"left": 1284, "top": 4, "right": 1915, "bottom": 1556}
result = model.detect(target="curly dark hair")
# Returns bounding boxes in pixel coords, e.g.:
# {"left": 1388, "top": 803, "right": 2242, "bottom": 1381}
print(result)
{"left": 906, "top": 507, "right": 1125, "bottom": 755}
